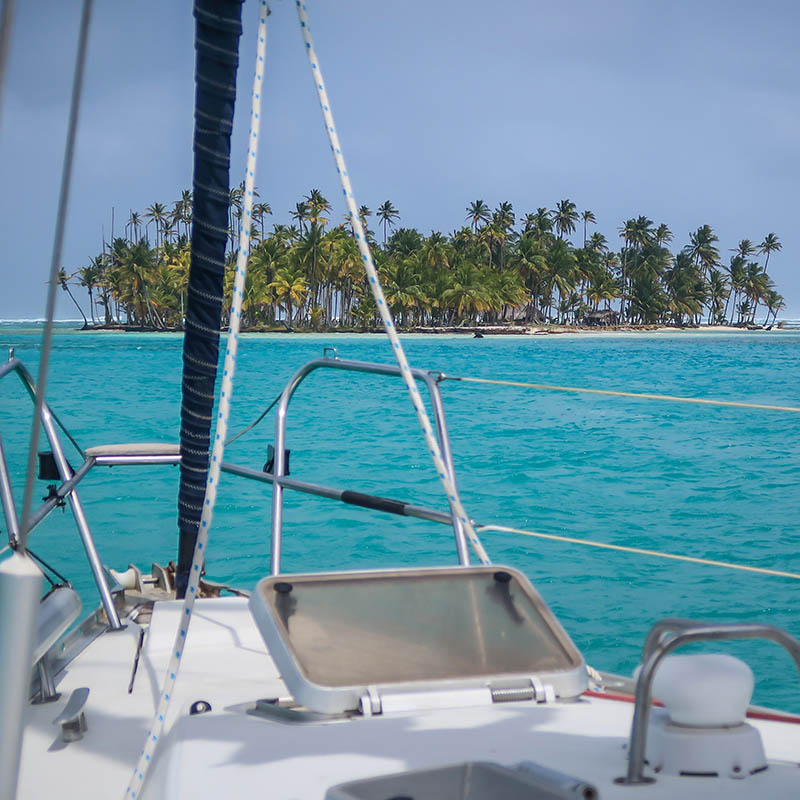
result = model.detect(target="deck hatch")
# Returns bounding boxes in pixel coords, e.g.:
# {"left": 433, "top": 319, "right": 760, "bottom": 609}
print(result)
{"left": 250, "top": 565, "right": 586, "bottom": 714}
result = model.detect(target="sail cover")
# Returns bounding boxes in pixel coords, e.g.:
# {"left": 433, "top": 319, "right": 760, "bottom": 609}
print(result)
{"left": 177, "top": 0, "right": 244, "bottom": 597}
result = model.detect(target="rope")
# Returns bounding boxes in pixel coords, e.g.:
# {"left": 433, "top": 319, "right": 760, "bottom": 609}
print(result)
{"left": 19, "top": 0, "right": 93, "bottom": 550}
{"left": 224, "top": 390, "right": 282, "bottom": 446}
{"left": 442, "top": 375, "right": 800, "bottom": 414}
{"left": 295, "top": 0, "right": 489, "bottom": 566}
{"left": 124, "top": 4, "right": 268, "bottom": 798}
{"left": 25, "top": 547, "right": 70, "bottom": 587}
{"left": 478, "top": 524, "right": 800, "bottom": 581}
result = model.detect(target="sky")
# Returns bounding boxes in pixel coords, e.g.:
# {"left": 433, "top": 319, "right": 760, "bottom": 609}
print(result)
{"left": 1, "top": 0, "right": 799, "bottom": 319}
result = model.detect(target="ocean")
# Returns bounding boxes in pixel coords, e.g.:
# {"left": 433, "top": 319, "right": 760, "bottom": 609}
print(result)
{"left": 1, "top": 323, "right": 799, "bottom": 710}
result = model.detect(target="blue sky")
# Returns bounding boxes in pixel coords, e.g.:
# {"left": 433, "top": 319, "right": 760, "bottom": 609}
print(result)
{"left": 1, "top": 0, "right": 798, "bottom": 318}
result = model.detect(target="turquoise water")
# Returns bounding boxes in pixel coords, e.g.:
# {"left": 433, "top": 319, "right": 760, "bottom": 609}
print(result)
{"left": 2, "top": 324, "right": 799, "bottom": 710}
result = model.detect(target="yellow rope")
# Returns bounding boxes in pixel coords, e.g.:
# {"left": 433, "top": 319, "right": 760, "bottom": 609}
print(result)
{"left": 478, "top": 525, "right": 800, "bottom": 581}
{"left": 445, "top": 375, "right": 800, "bottom": 414}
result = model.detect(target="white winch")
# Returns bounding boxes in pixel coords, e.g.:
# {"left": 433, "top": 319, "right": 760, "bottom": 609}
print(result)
{"left": 645, "top": 653, "right": 767, "bottom": 778}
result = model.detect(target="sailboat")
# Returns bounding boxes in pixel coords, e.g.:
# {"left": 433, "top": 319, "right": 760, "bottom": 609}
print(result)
{"left": 2, "top": 1, "right": 800, "bottom": 798}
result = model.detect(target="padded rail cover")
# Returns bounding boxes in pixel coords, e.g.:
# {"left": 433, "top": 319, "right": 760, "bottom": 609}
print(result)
{"left": 250, "top": 565, "right": 586, "bottom": 714}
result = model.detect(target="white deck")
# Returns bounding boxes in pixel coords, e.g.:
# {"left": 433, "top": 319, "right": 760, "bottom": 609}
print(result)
{"left": 16, "top": 598, "right": 800, "bottom": 799}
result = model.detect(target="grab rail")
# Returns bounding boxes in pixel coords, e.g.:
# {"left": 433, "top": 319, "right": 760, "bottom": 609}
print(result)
{"left": 618, "top": 620, "right": 800, "bottom": 785}
{"left": 0, "top": 355, "right": 122, "bottom": 630}
{"left": 268, "top": 353, "right": 472, "bottom": 573}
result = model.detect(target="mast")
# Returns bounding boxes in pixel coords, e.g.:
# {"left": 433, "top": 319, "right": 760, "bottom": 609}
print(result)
{"left": 177, "top": 0, "right": 244, "bottom": 597}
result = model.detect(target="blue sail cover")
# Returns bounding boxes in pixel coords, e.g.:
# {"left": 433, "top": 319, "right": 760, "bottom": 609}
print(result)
{"left": 177, "top": 0, "right": 244, "bottom": 597}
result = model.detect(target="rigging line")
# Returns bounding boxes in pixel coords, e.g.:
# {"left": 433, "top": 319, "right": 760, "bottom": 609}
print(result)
{"left": 24, "top": 546, "right": 70, "bottom": 586}
{"left": 124, "top": 4, "right": 267, "bottom": 799}
{"left": 441, "top": 375, "right": 800, "bottom": 415}
{"left": 295, "top": 1, "right": 490, "bottom": 566}
{"left": 223, "top": 391, "right": 282, "bottom": 447}
{"left": 43, "top": 406, "right": 85, "bottom": 459}
{"left": 19, "top": 0, "right": 93, "bottom": 552}
{"left": 478, "top": 524, "right": 800, "bottom": 582}
{"left": 0, "top": 0, "right": 15, "bottom": 135}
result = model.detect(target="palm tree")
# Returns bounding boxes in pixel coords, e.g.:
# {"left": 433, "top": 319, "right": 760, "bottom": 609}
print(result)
{"left": 732, "top": 239, "right": 756, "bottom": 261}
{"left": 542, "top": 238, "right": 577, "bottom": 320}
{"left": 253, "top": 202, "right": 272, "bottom": 238}
{"left": 587, "top": 232, "right": 607, "bottom": 252}
{"left": 145, "top": 202, "right": 168, "bottom": 248}
{"left": 74, "top": 189, "right": 791, "bottom": 333}
{"left": 685, "top": 224, "right": 719, "bottom": 277}
{"left": 763, "top": 289, "right": 785, "bottom": 326}
{"left": 304, "top": 189, "right": 330, "bottom": 226}
{"left": 177, "top": 189, "right": 193, "bottom": 238}
{"left": 58, "top": 268, "right": 89, "bottom": 328}
{"left": 706, "top": 268, "right": 730, "bottom": 324}
{"left": 356, "top": 205, "right": 372, "bottom": 235}
{"left": 724, "top": 255, "right": 746, "bottom": 323}
{"left": 743, "top": 261, "right": 770, "bottom": 323}
{"left": 126, "top": 211, "right": 142, "bottom": 241}
{"left": 78, "top": 258, "right": 104, "bottom": 325}
{"left": 493, "top": 201, "right": 515, "bottom": 232}
{"left": 552, "top": 199, "right": 579, "bottom": 240}
{"left": 653, "top": 224, "right": 672, "bottom": 247}
{"left": 377, "top": 200, "right": 400, "bottom": 244}
{"left": 664, "top": 252, "right": 706, "bottom": 326}
{"left": 269, "top": 266, "right": 308, "bottom": 325}
{"left": 291, "top": 202, "right": 311, "bottom": 235}
{"left": 465, "top": 200, "right": 491, "bottom": 233}
{"left": 526, "top": 208, "right": 553, "bottom": 240}
{"left": 581, "top": 210, "right": 596, "bottom": 245}
{"left": 492, "top": 202, "right": 514, "bottom": 268}
{"left": 758, "top": 232, "right": 782, "bottom": 272}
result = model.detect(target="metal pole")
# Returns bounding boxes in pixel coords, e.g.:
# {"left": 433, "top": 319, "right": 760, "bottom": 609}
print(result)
{"left": 427, "top": 377, "right": 470, "bottom": 565}
{"left": 0, "top": 553, "right": 42, "bottom": 800}
{"left": 19, "top": 0, "right": 94, "bottom": 548}
{"left": 223, "top": 461, "right": 455, "bottom": 526}
{"left": 22, "top": 457, "right": 95, "bottom": 536}
{"left": 0, "top": 0, "right": 15, "bottom": 136}
{"left": 268, "top": 357, "right": 476, "bottom": 574}
{"left": 0, "top": 434, "right": 19, "bottom": 547}
{"left": 621, "top": 622, "right": 800, "bottom": 785}
{"left": 269, "top": 383, "right": 291, "bottom": 575}
{"left": 40, "top": 406, "right": 122, "bottom": 630}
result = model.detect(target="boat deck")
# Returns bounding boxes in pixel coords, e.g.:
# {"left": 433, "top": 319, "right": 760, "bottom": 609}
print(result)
{"left": 17, "top": 597, "right": 800, "bottom": 798}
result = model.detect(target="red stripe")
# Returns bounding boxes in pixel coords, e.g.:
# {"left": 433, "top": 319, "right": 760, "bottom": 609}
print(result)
{"left": 582, "top": 690, "right": 800, "bottom": 725}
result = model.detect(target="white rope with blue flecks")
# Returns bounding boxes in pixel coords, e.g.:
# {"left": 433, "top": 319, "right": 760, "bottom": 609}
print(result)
{"left": 123, "top": 4, "right": 269, "bottom": 798}
{"left": 295, "top": 0, "right": 490, "bottom": 565}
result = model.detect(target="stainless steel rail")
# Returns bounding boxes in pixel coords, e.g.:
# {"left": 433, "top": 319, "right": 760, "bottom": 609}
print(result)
{"left": 618, "top": 620, "right": 800, "bottom": 785}
{"left": 220, "top": 462, "right": 454, "bottom": 526}
{"left": 0, "top": 356, "right": 122, "bottom": 630}
{"left": 2, "top": 352, "right": 470, "bottom": 621}
{"left": 0, "top": 433, "right": 19, "bottom": 546}
{"left": 268, "top": 354, "right": 471, "bottom": 574}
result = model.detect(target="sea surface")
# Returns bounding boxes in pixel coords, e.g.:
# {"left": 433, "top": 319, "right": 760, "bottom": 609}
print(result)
{"left": 1, "top": 322, "right": 799, "bottom": 711}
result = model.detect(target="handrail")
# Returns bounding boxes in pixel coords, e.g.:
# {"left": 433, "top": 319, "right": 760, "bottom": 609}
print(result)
{"left": 0, "top": 356, "right": 85, "bottom": 458}
{"left": 0, "top": 355, "right": 121, "bottom": 629}
{"left": 220, "top": 462, "right": 454, "bottom": 526}
{"left": 268, "top": 354, "right": 472, "bottom": 574}
{"left": 618, "top": 620, "right": 800, "bottom": 785}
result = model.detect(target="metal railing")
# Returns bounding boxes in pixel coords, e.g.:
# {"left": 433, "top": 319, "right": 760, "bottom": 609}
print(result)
{"left": 618, "top": 619, "right": 800, "bottom": 785}
{"left": 265, "top": 350, "right": 470, "bottom": 574}
{"left": 0, "top": 355, "right": 122, "bottom": 629}
{"left": 1, "top": 351, "right": 473, "bottom": 623}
